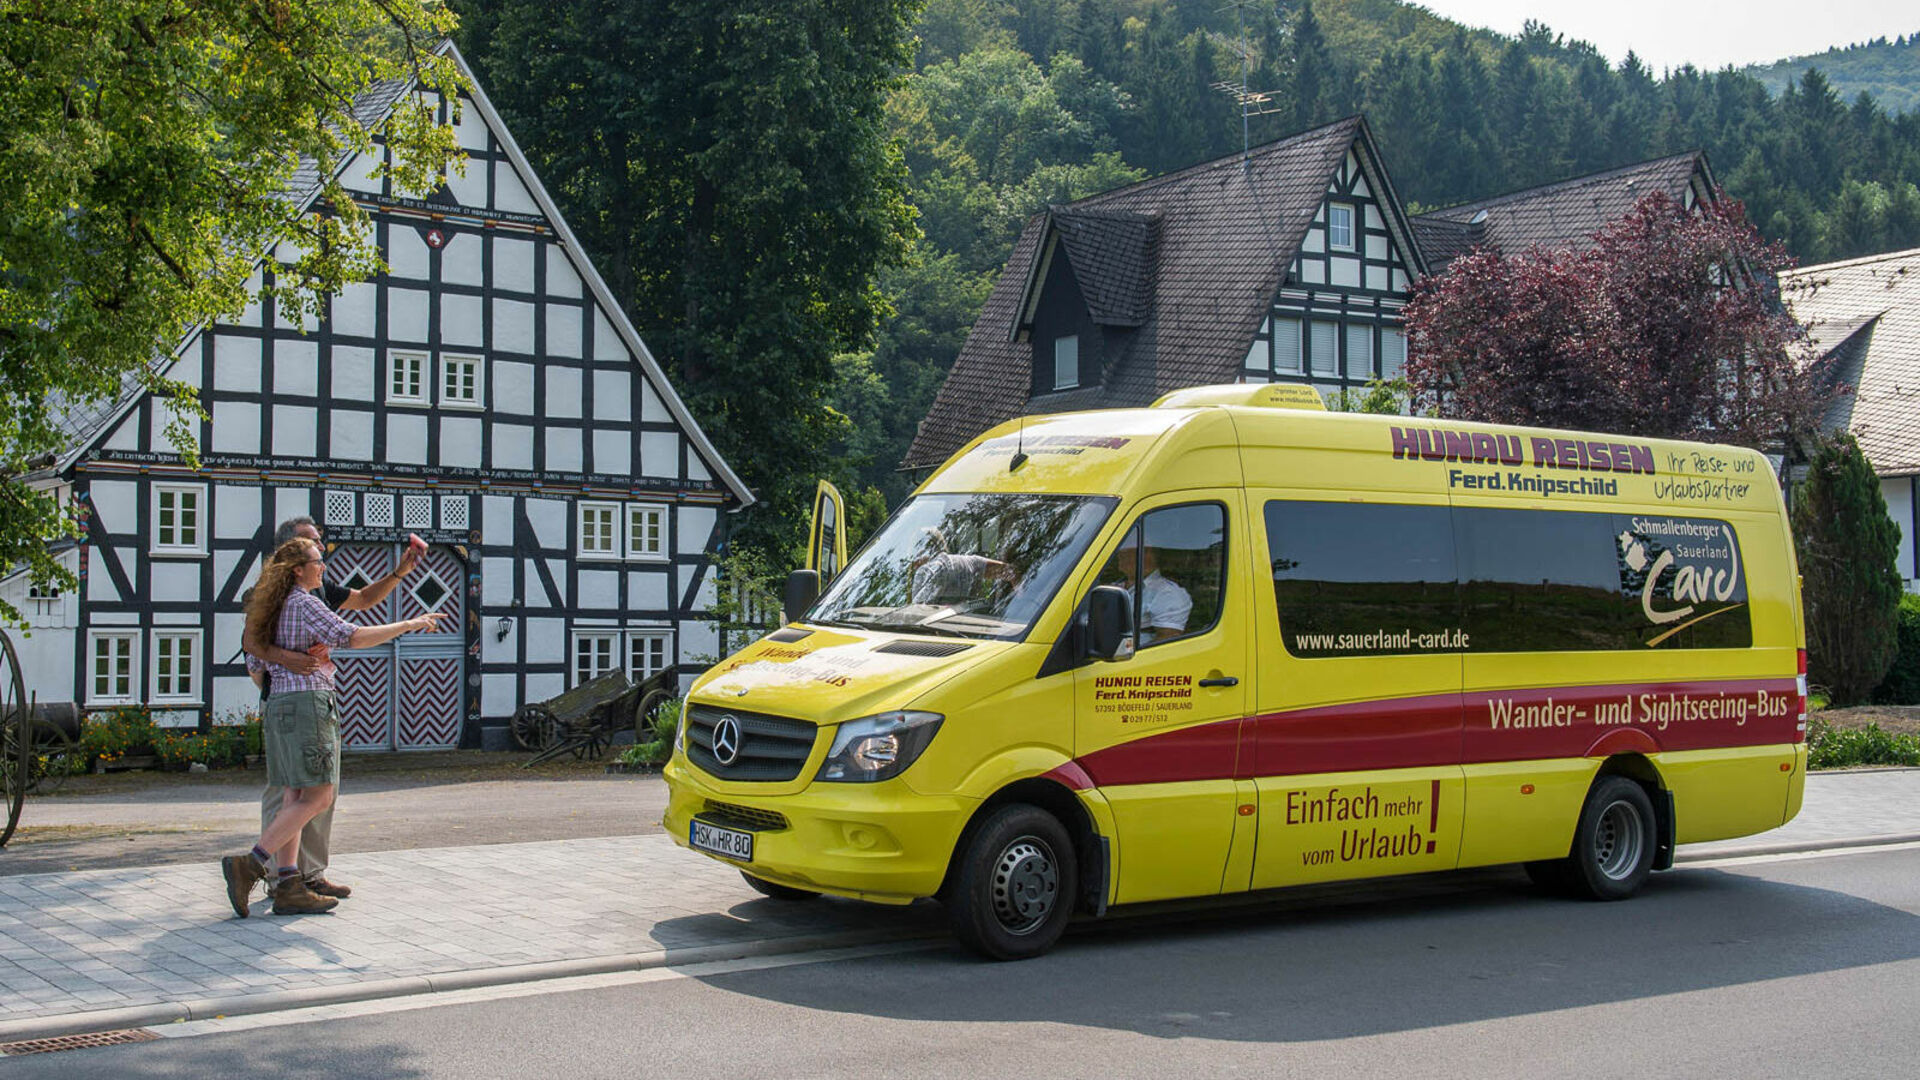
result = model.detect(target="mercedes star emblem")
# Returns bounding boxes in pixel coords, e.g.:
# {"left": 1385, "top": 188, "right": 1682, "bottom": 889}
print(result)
{"left": 711, "top": 715, "right": 744, "bottom": 767}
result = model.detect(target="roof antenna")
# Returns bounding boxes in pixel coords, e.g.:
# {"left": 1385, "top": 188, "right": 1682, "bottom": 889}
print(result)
{"left": 1010, "top": 416, "right": 1029, "bottom": 472}
{"left": 1210, "top": 1, "right": 1286, "bottom": 173}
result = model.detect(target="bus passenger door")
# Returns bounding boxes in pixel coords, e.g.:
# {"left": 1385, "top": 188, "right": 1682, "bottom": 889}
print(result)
{"left": 1244, "top": 493, "right": 1465, "bottom": 891}
{"left": 1073, "top": 494, "right": 1251, "bottom": 905}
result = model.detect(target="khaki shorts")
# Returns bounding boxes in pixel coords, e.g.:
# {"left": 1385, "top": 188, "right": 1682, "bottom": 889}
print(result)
{"left": 265, "top": 690, "right": 340, "bottom": 790}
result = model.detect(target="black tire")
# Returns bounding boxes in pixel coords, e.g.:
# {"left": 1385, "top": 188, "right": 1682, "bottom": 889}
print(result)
{"left": 741, "top": 870, "right": 820, "bottom": 901}
{"left": 1559, "top": 775, "right": 1657, "bottom": 900}
{"left": 944, "top": 804, "right": 1077, "bottom": 961}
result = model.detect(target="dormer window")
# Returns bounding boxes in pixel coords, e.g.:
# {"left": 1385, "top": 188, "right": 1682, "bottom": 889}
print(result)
{"left": 1328, "top": 203, "right": 1356, "bottom": 251}
{"left": 1053, "top": 335, "right": 1079, "bottom": 391}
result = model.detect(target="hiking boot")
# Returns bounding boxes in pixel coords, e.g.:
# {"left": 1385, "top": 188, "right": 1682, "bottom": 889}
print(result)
{"left": 305, "top": 876, "right": 352, "bottom": 899}
{"left": 270, "top": 877, "right": 340, "bottom": 916}
{"left": 222, "top": 855, "right": 265, "bottom": 918}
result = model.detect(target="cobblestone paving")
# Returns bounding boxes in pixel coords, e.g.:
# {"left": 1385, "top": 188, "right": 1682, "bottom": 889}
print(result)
{"left": 1, "top": 769, "right": 1914, "bottom": 1028}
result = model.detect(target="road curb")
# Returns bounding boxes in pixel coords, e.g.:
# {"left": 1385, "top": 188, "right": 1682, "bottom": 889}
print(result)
{"left": 0, "top": 927, "right": 940, "bottom": 1047}
{"left": 1673, "top": 831, "right": 1920, "bottom": 863}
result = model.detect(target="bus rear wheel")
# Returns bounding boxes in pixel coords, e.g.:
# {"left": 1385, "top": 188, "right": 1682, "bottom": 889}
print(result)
{"left": 945, "top": 804, "right": 1077, "bottom": 961}
{"left": 1533, "top": 776, "right": 1656, "bottom": 901}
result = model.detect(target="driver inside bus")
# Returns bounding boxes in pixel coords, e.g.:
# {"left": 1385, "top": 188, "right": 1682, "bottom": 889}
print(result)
{"left": 1112, "top": 533, "right": 1192, "bottom": 643}
{"left": 909, "top": 527, "right": 1016, "bottom": 605}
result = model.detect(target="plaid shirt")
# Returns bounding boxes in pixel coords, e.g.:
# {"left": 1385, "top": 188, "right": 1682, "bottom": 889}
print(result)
{"left": 245, "top": 589, "right": 357, "bottom": 694}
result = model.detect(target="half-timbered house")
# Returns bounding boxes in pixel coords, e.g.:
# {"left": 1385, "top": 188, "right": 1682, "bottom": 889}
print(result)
{"left": 904, "top": 124, "right": 1722, "bottom": 474}
{"left": 6, "top": 43, "right": 752, "bottom": 748}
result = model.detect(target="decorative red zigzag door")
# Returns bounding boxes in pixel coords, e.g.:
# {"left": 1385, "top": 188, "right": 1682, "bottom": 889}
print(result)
{"left": 328, "top": 543, "right": 465, "bottom": 751}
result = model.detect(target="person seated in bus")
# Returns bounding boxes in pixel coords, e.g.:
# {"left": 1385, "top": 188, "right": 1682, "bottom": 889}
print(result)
{"left": 1112, "top": 534, "right": 1192, "bottom": 643}
{"left": 909, "top": 526, "right": 1015, "bottom": 605}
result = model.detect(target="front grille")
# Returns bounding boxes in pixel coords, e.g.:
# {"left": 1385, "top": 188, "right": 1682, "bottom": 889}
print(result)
{"left": 702, "top": 800, "right": 790, "bottom": 831}
{"left": 686, "top": 705, "right": 818, "bottom": 782}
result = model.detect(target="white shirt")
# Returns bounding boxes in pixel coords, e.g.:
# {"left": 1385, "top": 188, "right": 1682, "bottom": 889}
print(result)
{"left": 1135, "top": 570, "right": 1192, "bottom": 636}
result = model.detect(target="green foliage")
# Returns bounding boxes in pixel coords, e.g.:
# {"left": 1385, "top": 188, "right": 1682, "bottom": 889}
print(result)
{"left": 457, "top": 0, "right": 920, "bottom": 559}
{"left": 0, "top": 1, "right": 464, "bottom": 627}
{"left": 1744, "top": 35, "right": 1920, "bottom": 115}
{"left": 80, "top": 706, "right": 160, "bottom": 763}
{"left": 623, "top": 698, "right": 683, "bottom": 765}
{"left": 1806, "top": 717, "right": 1920, "bottom": 769}
{"left": 1872, "top": 593, "right": 1920, "bottom": 705}
{"left": 1794, "top": 434, "right": 1905, "bottom": 706}
{"left": 1326, "top": 377, "right": 1410, "bottom": 414}
{"left": 153, "top": 725, "right": 250, "bottom": 770}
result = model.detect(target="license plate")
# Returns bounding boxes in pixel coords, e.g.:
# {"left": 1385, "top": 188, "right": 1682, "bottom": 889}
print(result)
{"left": 690, "top": 819, "right": 754, "bottom": 862}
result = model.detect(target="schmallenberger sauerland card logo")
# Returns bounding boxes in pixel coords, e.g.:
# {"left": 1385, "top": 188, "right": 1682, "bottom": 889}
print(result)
{"left": 1616, "top": 516, "right": 1746, "bottom": 646}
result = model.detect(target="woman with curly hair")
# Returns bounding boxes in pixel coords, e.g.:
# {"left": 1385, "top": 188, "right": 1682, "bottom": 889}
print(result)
{"left": 222, "top": 538, "right": 447, "bottom": 916}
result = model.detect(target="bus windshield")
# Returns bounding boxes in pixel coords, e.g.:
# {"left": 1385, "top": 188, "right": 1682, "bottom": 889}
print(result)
{"left": 807, "top": 492, "right": 1116, "bottom": 640}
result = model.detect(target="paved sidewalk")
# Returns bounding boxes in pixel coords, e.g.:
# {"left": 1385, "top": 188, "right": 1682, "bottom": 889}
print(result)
{"left": 1, "top": 769, "right": 1915, "bottom": 1042}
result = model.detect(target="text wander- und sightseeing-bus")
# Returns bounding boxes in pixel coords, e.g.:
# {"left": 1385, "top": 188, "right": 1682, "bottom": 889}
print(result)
{"left": 663, "top": 384, "right": 1807, "bottom": 959}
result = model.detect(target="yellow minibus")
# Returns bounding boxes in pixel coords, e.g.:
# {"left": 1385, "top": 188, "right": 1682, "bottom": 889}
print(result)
{"left": 664, "top": 385, "right": 1807, "bottom": 959}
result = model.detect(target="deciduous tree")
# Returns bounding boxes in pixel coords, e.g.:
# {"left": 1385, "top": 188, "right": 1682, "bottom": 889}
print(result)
{"left": 1403, "top": 191, "right": 1833, "bottom": 453}
{"left": 0, "top": 0, "right": 462, "bottom": 622}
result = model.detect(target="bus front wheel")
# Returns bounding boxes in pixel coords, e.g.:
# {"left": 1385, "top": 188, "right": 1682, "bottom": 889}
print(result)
{"left": 945, "top": 804, "right": 1077, "bottom": 961}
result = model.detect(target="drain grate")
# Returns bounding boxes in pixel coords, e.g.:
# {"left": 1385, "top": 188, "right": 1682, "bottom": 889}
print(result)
{"left": 0, "top": 1028, "right": 160, "bottom": 1056}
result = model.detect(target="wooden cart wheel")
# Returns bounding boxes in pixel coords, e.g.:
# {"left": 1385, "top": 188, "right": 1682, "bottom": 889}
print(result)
{"left": 634, "top": 689, "right": 675, "bottom": 745}
{"left": 0, "top": 630, "right": 28, "bottom": 849}
{"left": 24, "top": 719, "right": 79, "bottom": 797}
{"left": 510, "top": 704, "right": 558, "bottom": 751}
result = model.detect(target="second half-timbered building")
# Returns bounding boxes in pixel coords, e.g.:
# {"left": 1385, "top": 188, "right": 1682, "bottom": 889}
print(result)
{"left": 8, "top": 43, "right": 752, "bottom": 748}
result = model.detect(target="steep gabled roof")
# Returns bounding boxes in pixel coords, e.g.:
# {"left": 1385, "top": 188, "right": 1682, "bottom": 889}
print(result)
{"left": 1783, "top": 247, "right": 1920, "bottom": 475}
{"left": 906, "top": 116, "right": 1371, "bottom": 470}
{"left": 51, "top": 42, "right": 753, "bottom": 507}
{"left": 1413, "top": 151, "right": 1713, "bottom": 272}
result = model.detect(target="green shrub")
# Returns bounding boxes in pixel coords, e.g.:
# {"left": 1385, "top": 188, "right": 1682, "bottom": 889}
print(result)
{"left": 1872, "top": 593, "right": 1920, "bottom": 704}
{"left": 81, "top": 706, "right": 160, "bottom": 763}
{"left": 1807, "top": 717, "right": 1920, "bottom": 769}
{"left": 1793, "top": 434, "right": 1904, "bottom": 705}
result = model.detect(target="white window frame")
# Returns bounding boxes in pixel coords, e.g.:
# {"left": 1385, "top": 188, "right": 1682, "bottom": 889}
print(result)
{"left": 440, "top": 354, "right": 484, "bottom": 409}
{"left": 150, "top": 483, "right": 207, "bottom": 555}
{"left": 1327, "top": 202, "right": 1356, "bottom": 252}
{"left": 1052, "top": 335, "right": 1079, "bottom": 391}
{"left": 87, "top": 630, "right": 140, "bottom": 705}
{"left": 625, "top": 630, "right": 674, "bottom": 684}
{"left": 626, "top": 503, "right": 668, "bottom": 562}
{"left": 572, "top": 631, "right": 619, "bottom": 687}
{"left": 578, "top": 501, "right": 620, "bottom": 561}
{"left": 150, "top": 629, "right": 203, "bottom": 705}
{"left": 387, "top": 350, "right": 429, "bottom": 406}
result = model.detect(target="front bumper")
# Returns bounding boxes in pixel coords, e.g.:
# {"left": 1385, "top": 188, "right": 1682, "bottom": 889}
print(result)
{"left": 662, "top": 756, "right": 977, "bottom": 904}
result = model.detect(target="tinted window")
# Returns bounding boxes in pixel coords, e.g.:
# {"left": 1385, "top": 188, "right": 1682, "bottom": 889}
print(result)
{"left": 1266, "top": 501, "right": 1460, "bottom": 657}
{"left": 1265, "top": 500, "right": 1751, "bottom": 656}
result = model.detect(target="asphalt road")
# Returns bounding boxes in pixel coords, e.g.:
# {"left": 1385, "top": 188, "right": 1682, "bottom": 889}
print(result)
{"left": 11, "top": 844, "right": 1918, "bottom": 1078}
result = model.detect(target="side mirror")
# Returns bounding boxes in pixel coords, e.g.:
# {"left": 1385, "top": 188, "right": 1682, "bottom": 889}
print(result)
{"left": 1085, "top": 585, "right": 1135, "bottom": 662}
{"left": 782, "top": 569, "right": 820, "bottom": 624}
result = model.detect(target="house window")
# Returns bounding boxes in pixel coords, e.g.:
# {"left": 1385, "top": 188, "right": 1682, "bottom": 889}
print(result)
{"left": 1345, "top": 324, "right": 1373, "bottom": 380}
{"left": 578, "top": 502, "right": 620, "bottom": 559}
{"left": 324, "top": 490, "right": 357, "bottom": 527}
{"left": 441, "top": 355, "right": 483, "bottom": 407}
{"left": 151, "top": 630, "right": 202, "bottom": 704}
{"left": 1273, "top": 318, "right": 1303, "bottom": 374}
{"left": 1244, "top": 319, "right": 1270, "bottom": 370}
{"left": 88, "top": 631, "right": 139, "bottom": 704}
{"left": 1053, "top": 335, "right": 1079, "bottom": 391}
{"left": 1328, "top": 203, "right": 1356, "bottom": 251}
{"left": 572, "top": 631, "right": 619, "bottom": 686}
{"left": 626, "top": 631, "right": 672, "bottom": 683}
{"left": 152, "top": 485, "right": 205, "bottom": 554}
{"left": 401, "top": 494, "right": 433, "bottom": 530}
{"left": 1308, "top": 322, "right": 1338, "bottom": 375}
{"left": 1381, "top": 328, "right": 1407, "bottom": 379}
{"left": 627, "top": 504, "right": 667, "bottom": 560}
{"left": 363, "top": 493, "right": 395, "bottom": 528}
{"left": 388, "top": 352, "right": 428, "bottom": 405}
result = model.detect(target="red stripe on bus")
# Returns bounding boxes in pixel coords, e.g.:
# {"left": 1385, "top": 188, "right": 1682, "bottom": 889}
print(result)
{"left": 1066, "top": 677, "right": 1800, "bottom": 790}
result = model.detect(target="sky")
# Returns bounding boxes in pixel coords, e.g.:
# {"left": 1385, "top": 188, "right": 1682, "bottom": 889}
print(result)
{"left": 1412, "top": 0, "right": 1916, "bottom": 73}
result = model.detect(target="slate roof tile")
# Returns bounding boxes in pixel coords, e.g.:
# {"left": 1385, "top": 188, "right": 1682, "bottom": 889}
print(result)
{"left": 905, "top": 117, "right": 1363, "bottom": 469}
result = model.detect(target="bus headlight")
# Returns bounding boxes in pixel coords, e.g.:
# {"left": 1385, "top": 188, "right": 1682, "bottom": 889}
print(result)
{"left": 816, "top": 711, "right": 943, "bottom": 783}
